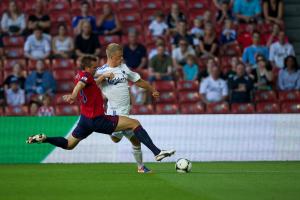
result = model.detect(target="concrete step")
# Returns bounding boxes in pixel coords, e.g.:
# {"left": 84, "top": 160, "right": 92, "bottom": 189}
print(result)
{"left": 285, "top": 4, "right": 300, "bottom": 17}
{"left": 286, "top": 29, "right": 300, "bottom": 43}
{"left": 284, "top": 17, "right": 300, "bottom": 29}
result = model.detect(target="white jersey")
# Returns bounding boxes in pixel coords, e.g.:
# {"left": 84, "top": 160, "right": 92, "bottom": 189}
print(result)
{"left": 95, "top": 63, "right": 141, "bottom": 113}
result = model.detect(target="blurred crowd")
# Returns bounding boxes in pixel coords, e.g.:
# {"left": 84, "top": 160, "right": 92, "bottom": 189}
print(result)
{"left": 0, "top": 0, "right": 299, "bottom": 115}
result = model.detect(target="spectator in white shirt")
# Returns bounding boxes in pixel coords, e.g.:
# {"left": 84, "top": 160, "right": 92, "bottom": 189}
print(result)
{"left": 24, "top": 26, "right": 51, "bottom": 60}
{"left": 148, "top": 11, "right": 168, "bottom": 37}
{"left": 1, "top": 0, "right": 26, "bottom": 35}
{"left": 5, "top": 77, "right": 25, "bottom": 107}
{"left": 269, "top": 31, "right": 295, "bottom": 69}
{"left": 200, "top": 65, "right": 228, "bottom": 103}
{"left": 278, "top": 55, "right": 300, "bottom": 91}
{"left": 52, "top": 23, "right": 74, "bottom": 58}
{"left": 172, "top": 38, "right": 196, "bottom": 69}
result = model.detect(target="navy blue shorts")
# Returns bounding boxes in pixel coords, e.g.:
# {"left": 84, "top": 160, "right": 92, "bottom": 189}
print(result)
{"left": 72, "top": 115, "right": 119, "bottom": 140}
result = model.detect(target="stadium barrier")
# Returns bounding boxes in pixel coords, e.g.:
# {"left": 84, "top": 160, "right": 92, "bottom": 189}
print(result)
{"left": 0, "top": 115, "right": 299, "bottom": 164}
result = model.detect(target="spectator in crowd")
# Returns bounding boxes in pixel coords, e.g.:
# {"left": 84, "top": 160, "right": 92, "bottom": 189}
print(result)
{"left": 233, "top": 0, "right": 262, "bottom": 23}
{"left": 37, "top": 94, "right": 55, "bottom": 116}
{"left": 148, "top": 11, "right": 168, "bottom": 38}
{"left": 172, "top": 20, "right": 194, "bottom": 48}
{"left": 1, "top": 0, "right": 26, "bottom": 36}
{"left": 3, "top": 63, "right": 26, "bottom": 89}
{"left": 242, "top": 32, "right": 269, "bottom": 67}
{"left": 216, "top": 0, "right": 234, "bottom": 24}
{"left": 149, "top": 44, "right": 173, "bottom": 82}
{"left": 278, "top": 55, "right": 300, "bottom": 91}
{"left": 5, "top": 77, "right": 25, "bottom": 107}
{"left": 166, "top": 3, "right": 186, "bottom": 33}
{"left": 183, "top": 54, "right": 199, "bottom": 81}
{"left": 237, "top": 21, "right": 258, "bottom": 49}
{"left": 199, "top": 23, "right": 219, "bottom": 58}
{"left": 0, "top": 36, "right": 4, "bottom": 59}
{"left": 265, "top": 23, "right": 282, "bottom": 47}
{"left": 72, "top": 1, "right": 97, "bottom": 35}
{"left": 220, "top": 19, "right": 237, "bottom": 45}
{"left": 123, "top": 30, "right": 147, "bottom": 70}
{"left": 225, "top": 56, "right": 240, "bottom": 79}
{"left": 52, "top": 24, "right": 74, "bottom": 58}
{"left": 24, "top": 26, "right": 51, "bottom": 60}
{"left": 269, "top": 31, "right": 295, "bottom": 69}
{"left": 0, "top": 85, "right": 5, "bottom": 109}
{"left": 228, "top": 62, "right": 253, "bottom": 103}
{"left": 172, "top": 38, "right": 196, "bottom": 69}
{"left": 130, "top": 85, "right": 147, "bottom": 105}
{"left": 75, "top": 20, "right": 101, "bottom": 58}
{"left": 263, "top": 0, "right": 283, "bottom": 25}
{"left": 148, "top": 37, "right": 169, "bottom": 60}
{"left": 25, "top": 60, "right": 56, "bottom": 100}
{"left": 199, "top": 57, "right": 219, "bottom": 80}
{"left": 251, "top": 55, "right": 273, "bottom": 90}
{"left": 27, "top": 0, "right": 51, "bottom": 34}
{"left": 190, "top": 18, "right": 204, "bottom": 43}
{"left": 213, "top": 0, "right": 233, "bottom": 9}
{"left": 200, "top": 65, "right": 228, "bottom": 103}
{"left": 97, "top": 3, "right": 122, "bottom": 35}
{"left": 203, "top": 10, "right": 213, "bottom": 25}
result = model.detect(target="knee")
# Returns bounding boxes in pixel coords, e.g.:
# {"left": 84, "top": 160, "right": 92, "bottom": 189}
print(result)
{"left": 132, "top": 119, "right": 140, "bottom": 127}
{"left": 111, "top": 136, "right": 121, "bottom": 143}
{"left": 66, "top": 145, "right": 75, "bottom": 150}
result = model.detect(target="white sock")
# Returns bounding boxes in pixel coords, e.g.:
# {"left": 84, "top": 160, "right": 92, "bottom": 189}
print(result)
{"left": 132, "top": 145, "right": 143, "bottom": 168}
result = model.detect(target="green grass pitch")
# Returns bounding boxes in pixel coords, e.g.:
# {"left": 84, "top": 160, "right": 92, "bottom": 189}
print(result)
{"left": 1, "top": 162, "right": 300, "bottom": 200}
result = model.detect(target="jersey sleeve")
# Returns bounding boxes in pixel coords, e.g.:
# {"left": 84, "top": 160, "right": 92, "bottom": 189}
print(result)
{"left": 123, "top": 64, "right": 141, "bottom": 82}
{"left": 79, "top": 72, "right": 93, "bottom": 85}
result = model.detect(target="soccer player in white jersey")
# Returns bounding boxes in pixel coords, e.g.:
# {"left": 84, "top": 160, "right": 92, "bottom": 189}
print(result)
{"left": 96, "top": 43, "right": 160, "bottom": 173}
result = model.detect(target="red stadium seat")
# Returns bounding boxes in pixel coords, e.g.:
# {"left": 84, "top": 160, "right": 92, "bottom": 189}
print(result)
{"left": 180, "top": 102, "right": 205, "bottom": 114}
{"left": 141, "top": 0, "right": 163, "bottom": 11}
{"left": 118, "top": 11, "right": 141, "bottom": 24}
{"left": 188, "top": 9, "right": 206, "bottom": 21}
{"left": 49, "top": 12, "right": 72, "bottom": 23}
{"left": 5, "top": 47, "right": 24, "bottom": 58}
{"left": 27, "top": 59, "right": 51, "bottom": 71}
{"left": 134, "top": 69, "right": 149, "bottom": 80}
{"left": 2, "top": 36, "right": 25, "bottom": 47}
{"left": 178, "top": 91, "right": 201, "bottom": 104}
{"left": 0, "top": 108, "right": 3, "bottom": 116}
{"left": 281, "top": 102, "right": 300, "bottom": 113}
{"left": 164, "top": 0, "right": 187, "bottom": 11}
{"left": 56, "top": 81, "right": 74, "bottom": 93}
{"left": 256, "top": 102, "right": 280, "bottom": 113}
{"left": 231, "top": 103, "right": 255, "bottom": 114}
{"left": 53, "top": 70, "right": 75, "bottom": 81}
{"left": 121, "top": 23, "right": 144, "bottom": 35}
{"left": 3, "top": 59, "right": 26, "bottom": 70}
{"left": 278, "top": 91, "right": 300, "bottom": 102}
{"left": 206, "top": 102, "right": 230, "bottom": 114}
{"left": 55, "top": 105, "right": 80, "bottom": 116}
{"left": 49, "top": 0, "right": 70, "bottom": 11}
{"left": 52, "top": 59, "right": 75, "bottom": 70}
{"left": 118, "top": 1, "right": 139, "bottom": 11}
{"left": 142, "top": 10, "right": 157, "bottom": 24}
{"left": 220, "top": 43, "right": 242, "bottom": 56}
{"left": 155, "top": 103, "right": 178, "bottom": 114}
{"left": 156, "top": 91, "right": 177, "bottom": 104}
{"left": 177, "top": 80, "right": 199, "bottom": 91}
{"left": 98, "top": 35, "right": 121, "bottom": 47}
{"left": 5, "top": 106, "right": 29, "bottom": 116}
{"left": 153, "top": 81, "right": 176, "bottom": 92}
{"left": 131, "top": 104, "right": 154, "bottom": 115}
{"left": 188, "top": 0, "right": 209, "bottom": 11}
{"left": 254, "top": 90, "right": 277, "bottom": 102}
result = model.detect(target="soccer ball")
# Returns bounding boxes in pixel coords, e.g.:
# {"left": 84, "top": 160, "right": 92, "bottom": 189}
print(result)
{"left": 175, "top": 158, "right": 192, "bottom": 173}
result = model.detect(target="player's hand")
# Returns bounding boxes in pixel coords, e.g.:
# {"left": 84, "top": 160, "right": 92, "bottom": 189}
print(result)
{"left": 105, "top": 72, "right": 114, "bottom": 80}
{"left": 63, "top": 94, "right": 75, "bottom": 104}
{"left": 152, "top": 90, "right": 160, "bottom": 99}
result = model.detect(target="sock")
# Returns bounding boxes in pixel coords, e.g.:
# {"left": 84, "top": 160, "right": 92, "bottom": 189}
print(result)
{"left": 132, "top": 145, "right": 143, "bottom": 168}
{"left": 44, "top": 137, "right": 68, "bottom": 149}
{"left": 133, "top": 126, "right": 161, "bottom": 156}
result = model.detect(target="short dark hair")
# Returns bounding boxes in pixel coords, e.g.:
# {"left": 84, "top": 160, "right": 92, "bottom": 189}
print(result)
{"left": 80, "top": 56, "right": 97, "bottom": 70}
{"left": 284, "top": 55, "right": 299, "bottom": 70}
{"left": 81, "top": 0, "right": 89, "bottom": 6}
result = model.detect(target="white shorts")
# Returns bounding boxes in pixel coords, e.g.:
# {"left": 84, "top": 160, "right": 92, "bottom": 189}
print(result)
{"left": 106, "top": 105, "right": 134, "bottom": 140}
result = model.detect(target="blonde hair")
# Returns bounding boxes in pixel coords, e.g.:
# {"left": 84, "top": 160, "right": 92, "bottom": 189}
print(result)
{"left": 106, "top": 43, "right": 123, "bottom": 58}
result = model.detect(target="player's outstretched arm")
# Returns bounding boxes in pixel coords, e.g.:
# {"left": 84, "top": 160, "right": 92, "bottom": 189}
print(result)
{"left": 135, "top": 79, "right": 159, "bottom": 99}
{"left": 95, "top": 73, "right": 114, "bottom": 85}
{"left": 63, "top": 81, "right": 86, "bottom": 104}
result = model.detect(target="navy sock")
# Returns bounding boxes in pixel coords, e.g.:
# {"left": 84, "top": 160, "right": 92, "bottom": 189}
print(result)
{"left": 44, "top": 137, "right": 68, "bottom": 149}
{"left": 133, "top": 126, "right": 161, "bottom": 156}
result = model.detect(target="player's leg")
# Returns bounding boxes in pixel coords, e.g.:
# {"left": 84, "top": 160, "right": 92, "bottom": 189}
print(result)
{"left": 124, "top": 132, "right": 152, "bottom": 173}
{"left": 115, "top": 116, "right": 175, "bottom": 161}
